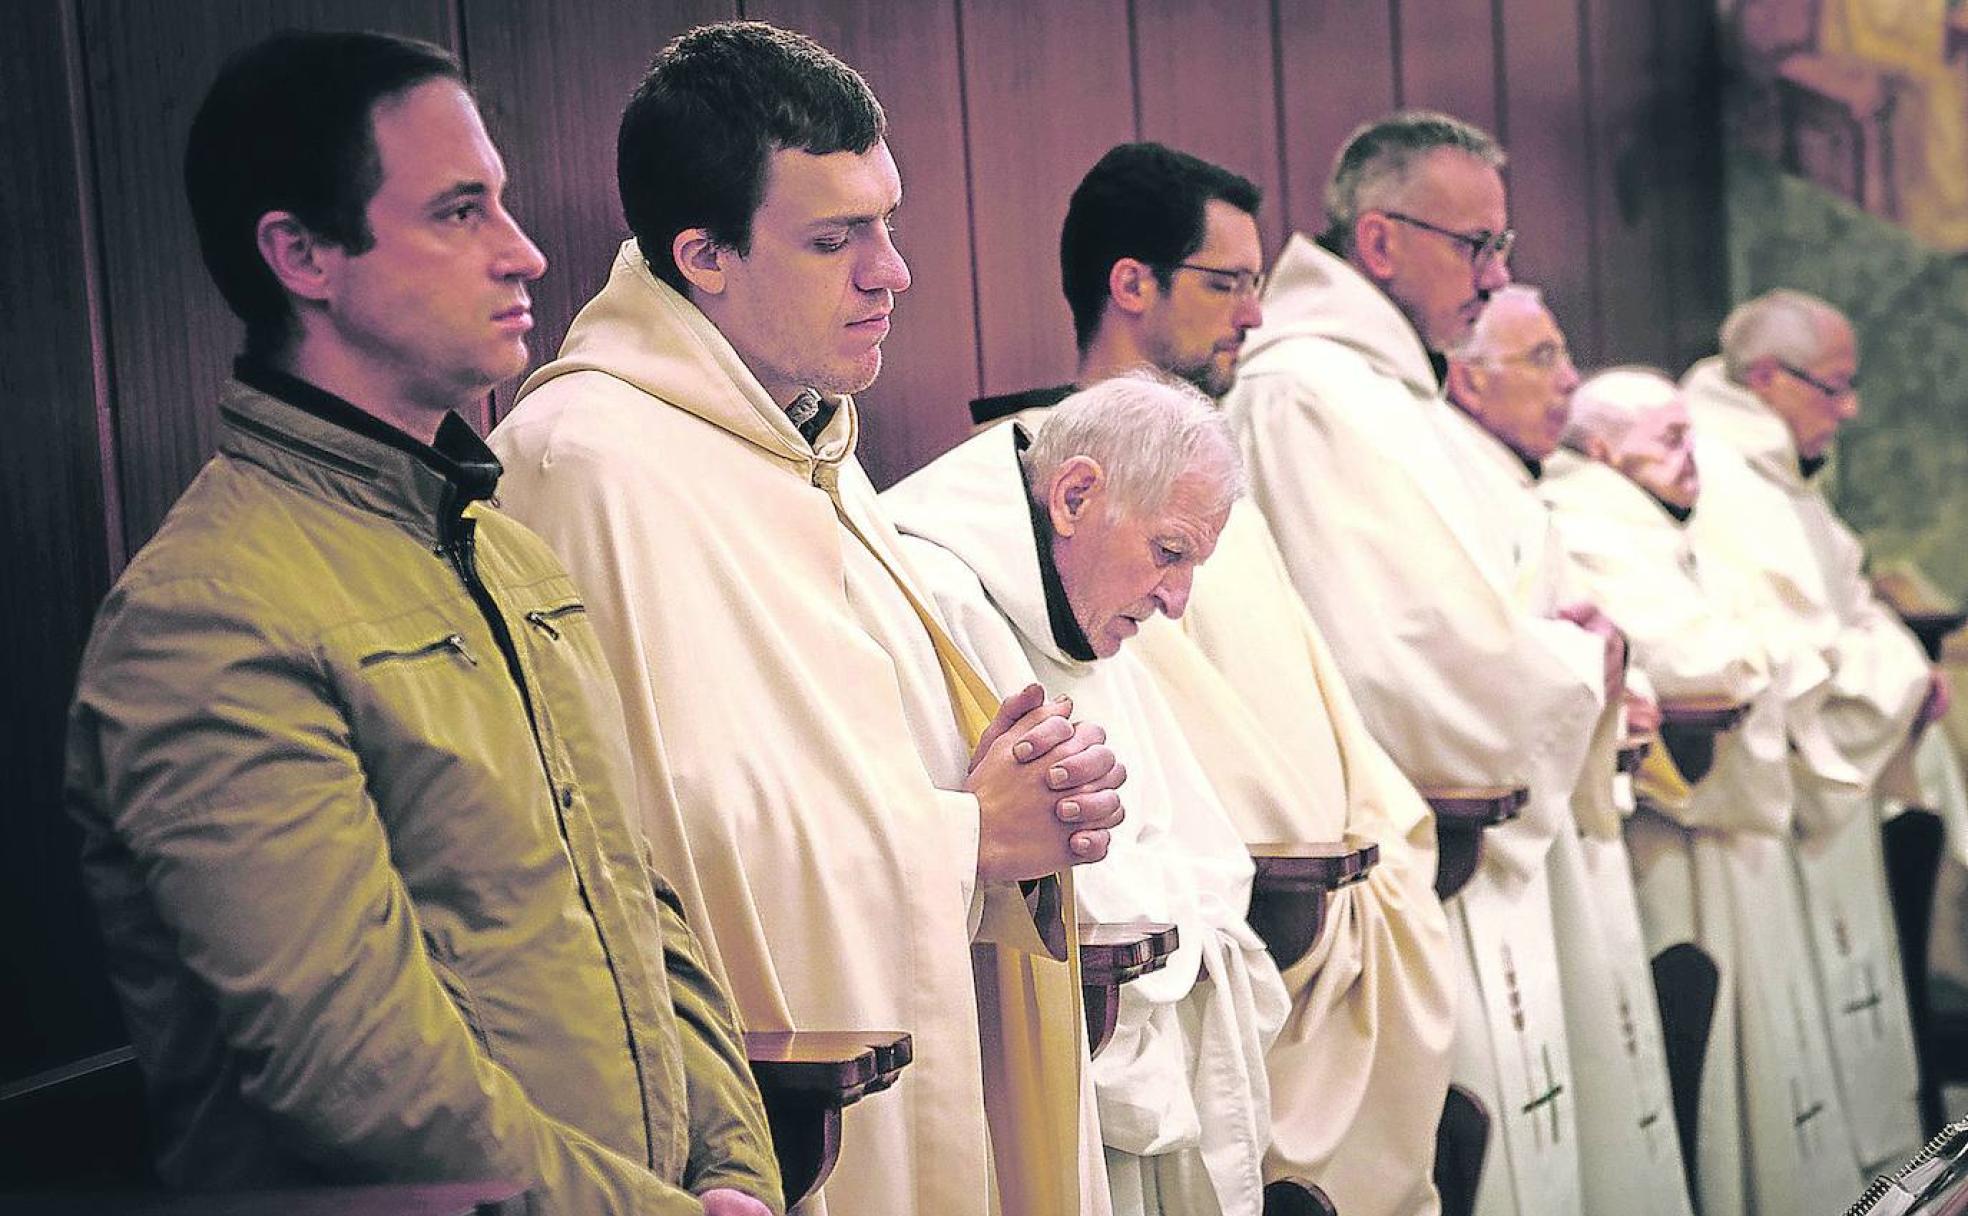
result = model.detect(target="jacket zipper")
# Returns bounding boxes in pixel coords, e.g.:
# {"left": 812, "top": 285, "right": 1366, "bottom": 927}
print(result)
{"left": 360, "top": 633, "right": 477, "bottom": 668}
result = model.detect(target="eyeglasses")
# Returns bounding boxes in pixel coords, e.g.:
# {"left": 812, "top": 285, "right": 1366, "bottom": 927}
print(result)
{"left": 1171, "top": 261, "right": 1268, "bottom": 299}
{"left": 1381, "top": 211, "right": 1516, "bottom": 269}
{"left": 1779, "top": 361, "right": 1859, "bottom": 399}
{"left": 1495, "top": 341, "right": 1574, "bottom": 372}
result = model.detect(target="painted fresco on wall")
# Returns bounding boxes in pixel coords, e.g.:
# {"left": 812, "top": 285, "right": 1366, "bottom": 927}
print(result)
{"left": 1720, "top": 0, "right": 1968, "bottom": 597}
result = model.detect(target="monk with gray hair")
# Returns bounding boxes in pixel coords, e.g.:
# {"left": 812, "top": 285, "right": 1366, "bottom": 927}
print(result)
{"left": 885, "top": 374, "right": 1289, "bottom": 1216}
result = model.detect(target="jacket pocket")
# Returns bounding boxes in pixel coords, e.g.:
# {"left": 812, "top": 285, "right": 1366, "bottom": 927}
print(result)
{"left": 357, "top": 632, "right": 479, "bottom": 670}
{"left": 520, "top": 598, "right": 588, "bottom": 642}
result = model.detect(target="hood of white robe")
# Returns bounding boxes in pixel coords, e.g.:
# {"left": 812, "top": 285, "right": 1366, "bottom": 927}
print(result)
{"left": 516, "top": 240, "right": 861, "bottom": 477}
{"left": 1242, "top": 234, "right": 1438, "bottom": 399}
{"left": 1681, "top": 356, "right": 1808, "bottom": 491}
{"left": 884, "top": 421, "right": 1081, "bottom": 670}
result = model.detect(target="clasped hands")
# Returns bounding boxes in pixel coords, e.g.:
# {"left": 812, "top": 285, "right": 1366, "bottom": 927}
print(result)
{"left": 1554, "top": 600, "right": 1628, "bottom": 703}
{"left": 969, "top": 683, "right": 1128, "bottom": 882}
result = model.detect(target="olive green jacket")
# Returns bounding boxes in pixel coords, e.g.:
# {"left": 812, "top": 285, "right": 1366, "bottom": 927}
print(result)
{"left": 65, "top": 373, "right": 781, "bottom": 1214}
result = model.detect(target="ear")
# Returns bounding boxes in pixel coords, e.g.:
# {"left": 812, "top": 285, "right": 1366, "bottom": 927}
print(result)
{"left": 1742, "top": 357, "right": 1778, "bottom": 393}
{"left": 1106, "top": 258, "right": 1160, "bottom": 317}
{"left": 256, "top": 211, "right": 336, "bottom": 305}
{"left": 1352, "top": 212, "right": 1399, "bottom": 281}
{"left": 672, "top": 227, "right": 728, "bottom": 296}
{"left": 1047, "top": 455, "right": 1105, "bottom": 538}
{"left": 1444, "top": 358, "right": 1484, "bottom": 414}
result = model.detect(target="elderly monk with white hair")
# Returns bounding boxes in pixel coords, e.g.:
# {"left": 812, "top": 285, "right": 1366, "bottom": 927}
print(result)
{"left": 1231, "top": 111, "right": 1621, "bottom": 1216}
{"left": 1542, "top": 367, "right": 1865, "bottom": 1216}
{"left": 885, "top": 375, "right": 1290, "bottom": 1216}
{"left": 1684, "top": 289, "right": 1940, "bottom": 1172}
{"left": 1442, "top": 295, "right": 1694, "bottom": 1216}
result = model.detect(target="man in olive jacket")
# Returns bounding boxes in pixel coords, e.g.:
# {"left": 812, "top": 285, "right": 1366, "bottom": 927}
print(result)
{"left": 62, "top": 31, "right": 779, "bottom": 1215}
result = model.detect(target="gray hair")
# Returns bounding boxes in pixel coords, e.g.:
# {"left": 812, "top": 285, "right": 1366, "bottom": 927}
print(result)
{"left": 1448, "top": 283, "right": 1547, "bottom": 363}
{"left": 1021, "top": 370, "right": 1245, "bottom": 520}
{"left": 1561, "top": 365, "right": 1678, "bottom": 456}
{"left": 1717, "top": 288, "right": 1849, "bottom": 382}
{"left": 1324, "top": 109, "right": 1506, "bottom": 249}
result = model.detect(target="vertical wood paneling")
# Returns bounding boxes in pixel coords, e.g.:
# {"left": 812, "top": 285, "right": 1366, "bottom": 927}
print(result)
{"left": 747, "top": 0, "right": 980, "bottom": 487}
{"left": 1655, "top": 0, "right": 1726, "bottom": 369}
{"left": 1275, "top": 0, "right": 1398, "bottom": 242}
{"left": 1132, "top": 0, "right": 1287, "bottom": 256}
{"left": 80, "top": 0, "right": 458, "bottom": 557}
{"left": 463, "top": 0, "right": 734, "bottom": 422}
{"left": 1499, "top": 0, "right": 1600, "bottom": 362}
{"left": 959, "top": 0, "right": 1136, "bottom": 396}
{"left": 1583, "top": 0, "right": 1676, "bottom": 369}
{"left": 1395, "top": 0, "right": 1500, "bottom": 133}
{"left": 0, "top": 0, "right": 121, "bottom": 1082}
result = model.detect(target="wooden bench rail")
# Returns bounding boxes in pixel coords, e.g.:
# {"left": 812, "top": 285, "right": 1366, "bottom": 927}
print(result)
{"left": 1263, "top": 1177, "right": 1340, "bottom": 1215}
{"left": 1617, "top": 736, "right": 1651, "bottom": 775}
{"left": 1420, "top": 786, "right": 1530, "bottom": 901}
{"left": 1657, "top": 697, "right": 1752, "bottom": 784}
{"left": 1433, "top": 1083, "right": 1492, "bottom": 1216}
{"left": 0, "top": 1033, "right": 914, "bottom": 1214}
{"left": 1247, "top": 840, "right": 1381, "bottom": 969}
{"left": 1079, "top": 921, "right": 1181, "bottom": 1058}
{"left": 743, "top": 1029, "right": 912, "bottom": 1209}
{"left": 1898, "top": 608, "right": 1968, "bottom": 662}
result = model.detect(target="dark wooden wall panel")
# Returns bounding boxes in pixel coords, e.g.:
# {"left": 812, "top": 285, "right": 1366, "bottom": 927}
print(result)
{"left": 5, "top": 0, "right": 1733, "bottom": 1087}
{"left": 1396, "top": 0, "right": 1500, "bottom": 134}
{"left": 465, "top": 0, "right": 733, "bottom": 421}
{"left": 80, "top": 0, "right": 459, "bottom": 556}
{"left": 1133, "top": 0, "right": 1288, "bottom": 256}
{"left": 0, "top": 0, "right": 121, "bottom": 1083}
{"left": 1583, "top": 0, "right": 1676, "bottom": 369}
{"left": 1275, "top": 0, "right": 1397, "bottom": 242}
{"left": 749, "top": 0, "right": 981, "bottom": 487}
{"left": 1498, "top": 0, "right": 1600, "bottom": 362}
{"left": 960, "top": 0, "right": 1136, "bottom": 396}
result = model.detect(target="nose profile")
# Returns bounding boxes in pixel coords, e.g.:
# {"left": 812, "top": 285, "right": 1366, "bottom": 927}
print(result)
{"left": 498, "top": 208, "right": 548, "bottom": 282}
{"left": 1478, "top": 255, "right": 1511, "bottom": 293}
{"left": 1158, "top": 569, "right": 1194, "bottom": 621}
{"left": 861, "top": 225, "right": 911, "bottom": 295}
{"left": 1235, "top": 293, "right": 1264, "bottom": 332}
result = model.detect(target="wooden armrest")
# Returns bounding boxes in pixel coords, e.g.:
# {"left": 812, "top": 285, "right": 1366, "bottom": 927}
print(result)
{"left": 1247, "top": 839, "right": 1381, "bottom": 968}
{"left": 1079, "top": 921, "right": 1180, "bottom": 1057}
{"left": 745, "top": 1030, "right": 912, "bottom": 1209}
{"left": 1658, "top": 696, "right": 1751, "bottom": 733}
{"left": 1263, "top": 1176, "right": 1340, "bottom": 1215}
{"left": 1420, "top": 785, "right": 1529, "bottom": 900}
{"left": 1899, "top": 608, "right": 1968, "bottom": 662}
{"left": 1617, "top": 736, "right": 1651, "bottom": 775}
{"left": 1658, "top": 697, "right": 1751, "bottom": 784}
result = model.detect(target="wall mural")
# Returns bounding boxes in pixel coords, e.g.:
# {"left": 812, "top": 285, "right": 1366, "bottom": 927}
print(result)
{"left": 1720, "top": 0, "right": 1968, "bottom": 597}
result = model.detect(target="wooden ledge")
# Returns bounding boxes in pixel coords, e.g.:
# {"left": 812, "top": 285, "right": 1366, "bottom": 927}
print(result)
{"left": 1079, "top": 921, "right": 1180, "bottom": 1057}
{"left": 1420, "top": 785, "right": 1528, "bottom": 824}
{"left": 1898, "top": 608, "right": 1968, "bottom": 662}
{"left": 1421, "top": 785, "right": 1529, "bottom": 900}
{"left": 1658, "top": 696, "right": 1751, "bottom": 733}
{"left": 1247, "top": 840, "right": 1380, "bottom": 968}
{"left": 1263, "top": 1177, "right": 1339, "bottom": 1215}
{"left": 744, "top": 1030, "right": 912, "bottom": 1209}
{"left": 1617, "top": 736, "right": 1652, "bottom": 775}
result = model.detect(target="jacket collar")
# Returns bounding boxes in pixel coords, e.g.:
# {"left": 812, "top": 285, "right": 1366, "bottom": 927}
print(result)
{"left": 222, "top": 359, "right": 498, "bottom": 546}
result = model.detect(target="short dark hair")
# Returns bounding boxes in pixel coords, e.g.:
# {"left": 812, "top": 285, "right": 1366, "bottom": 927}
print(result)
{"left": 1060, "top": 142, "right": 1262, "bottom": 352}
{"left": 619, "top": 21, "right": 886, "bottom": 296}
{"left": 184, "top": 30, "right": 464, "bottom": 359}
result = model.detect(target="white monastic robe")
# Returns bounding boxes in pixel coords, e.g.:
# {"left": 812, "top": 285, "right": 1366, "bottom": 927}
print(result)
{"left": 1542, "top": 449, "right": 1865, "bottom": 1216}
{"left": 1227, "top": 234, "right": 1606, "bottom": 1216}
{"left": 1685, "top": 356, "right": 1928, "bottom": 1171}
{"left": 998, "top": 401, "right": 1460, "bottom": 1216}
{"left": 1435, "top": 410, "right": 1694, "bottom": 1216}
{"left": 884, "top": 422, "right": 1290, "bottom": 1216}
{"left": 488, "top": 242, "right": 1099, "bottom": 1216}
